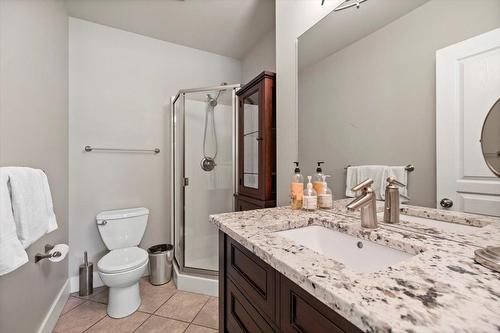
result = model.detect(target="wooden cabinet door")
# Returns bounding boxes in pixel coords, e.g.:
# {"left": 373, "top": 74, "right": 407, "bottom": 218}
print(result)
{"left": 237, "top": 71, "right": 276, "bottom": 202}
{"left": 280, "top": 276, "right": 362, "bottom": 333}
{"left": 239, "top": 83, "right": 263, "bottom": 199}
{"left": 226, "top": 278, "right": 277, "bottom": 333}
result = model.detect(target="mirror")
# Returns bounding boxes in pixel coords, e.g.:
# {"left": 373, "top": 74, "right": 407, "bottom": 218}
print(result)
{"left": 481, "top": 98, "right": 500, "bottom": 177}
{"left": 298, "top": 0, "right": 500, "bottom": 216}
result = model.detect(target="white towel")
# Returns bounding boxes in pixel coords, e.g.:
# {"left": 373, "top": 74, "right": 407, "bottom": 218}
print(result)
{"left": 1, "top": 167, "right": 58, "bottom": 248}
{"left": 345, "top": 166, "right": 358, "bottom": 197}
{"left": 381, "top": 166, "right": 409, "bottom": 203}
{"left": 346, "top": 165, "right": 409, "bottom": 202}
{"left": 359, "top": 165, "right": 387, "bottom": 200}
{"left": 0, "top": 170, "right": 29, "bottom": 276}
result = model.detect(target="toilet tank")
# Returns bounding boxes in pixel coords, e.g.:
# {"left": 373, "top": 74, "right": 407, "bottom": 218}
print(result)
{"left": 96, "top": 207, "right": 149, "bottom": 250}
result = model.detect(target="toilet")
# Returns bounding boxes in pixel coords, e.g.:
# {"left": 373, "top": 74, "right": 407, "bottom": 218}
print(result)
{"left": 96, "top": 207, "right": 149, "bottom": 318}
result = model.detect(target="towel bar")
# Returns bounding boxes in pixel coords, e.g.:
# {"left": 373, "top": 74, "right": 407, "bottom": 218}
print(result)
{"left": 84, "top": 145, "right": 160, "bottom": 154}
{"left": 345, "top": 164, "right": 414, "bottom": 172}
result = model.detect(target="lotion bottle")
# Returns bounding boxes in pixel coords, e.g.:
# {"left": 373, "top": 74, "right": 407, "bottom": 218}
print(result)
{"left": 318, "top": 175, "right": 333, "bottom": 209}
{"left": 302, "top": 176, "right": 318, "bottom": 211}
{"left": 313, "top": 162, "right": 325, "bottom": 195}
{"left": 290, "top": 162, "right": 304, "bottom": 210}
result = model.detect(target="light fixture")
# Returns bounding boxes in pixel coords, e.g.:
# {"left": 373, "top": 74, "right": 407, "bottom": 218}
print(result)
{"left": 334, "top": 0, "right": 368, "bottom": 11}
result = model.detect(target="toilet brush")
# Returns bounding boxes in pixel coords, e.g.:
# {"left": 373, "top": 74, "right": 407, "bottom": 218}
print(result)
{"left": 79, "top": 251, "right": 93, "bottom": 296}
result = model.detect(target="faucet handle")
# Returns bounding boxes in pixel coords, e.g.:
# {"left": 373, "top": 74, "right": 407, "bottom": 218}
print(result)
{"left": 351, "top": 178, "right": 374, "bottom": 192}
{"left": 386, "top": 177, "right": 405, "bottom": 187}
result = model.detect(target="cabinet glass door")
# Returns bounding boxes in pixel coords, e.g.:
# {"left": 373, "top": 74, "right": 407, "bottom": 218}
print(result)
{"left": 242, "top": 91, "right": 260, "bottom": 189}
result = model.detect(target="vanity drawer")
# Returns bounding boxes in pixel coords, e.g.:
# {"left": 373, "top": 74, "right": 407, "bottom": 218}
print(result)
{"left": 226, "top": 278, "right": 277, "bottom": 333}
{"left": 226, "top": 237, "right": 277, "bottom": 322}
{"left": 280, "top": 276, "right": 362, "bottom": 333}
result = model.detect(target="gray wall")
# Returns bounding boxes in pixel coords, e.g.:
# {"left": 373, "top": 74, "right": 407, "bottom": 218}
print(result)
{"left": 69, "top": 18, "right": 242, "bottom": 281}
{"left": 0, "top": 0, "right": 68, "bottom": 332}
{"left": 298, "top": 0, "right": 500, "bottom": 207}
{"left": 242, "top": 29, "right": 276, "bottom": 84}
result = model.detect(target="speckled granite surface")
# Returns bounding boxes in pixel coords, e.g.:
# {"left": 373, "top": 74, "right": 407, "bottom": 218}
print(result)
{"left": 210, "top": 202, "right": 500, "bottom": 333}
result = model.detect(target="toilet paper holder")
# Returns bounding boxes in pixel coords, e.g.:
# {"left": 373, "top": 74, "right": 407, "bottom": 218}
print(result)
{"left": 35, "top": 244, "right": 62, "bottom": 263}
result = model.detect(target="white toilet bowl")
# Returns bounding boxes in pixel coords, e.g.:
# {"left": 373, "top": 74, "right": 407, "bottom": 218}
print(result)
{"left": 97, "top": 247, "right": 148, "bottom": 318}
{"left": 95, "top": 208, "right": 149, "bottom": 318}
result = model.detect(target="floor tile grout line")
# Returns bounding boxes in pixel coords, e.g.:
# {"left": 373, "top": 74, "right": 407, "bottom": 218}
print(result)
{"left": 135, "top": 314, "right": 191, "bottom": 333}
{"left": 81, "top": 313, "right": 108, "bottom": 333}
{"left": 58, "top": 299, "right": 87, "bottom": 320}
{"left": 189, "top": 322, "right": 219, "bottom": 331}
{"left": 151, "top": 292, "right": 213, "bottom": 324}
{"left": 132, "top": 313, "right": 153, "bottom": 333}
{"left": 149, "top": 288, "right": 178, "bottom": 315}
{"left": 59, "top": 299, "right": 91, "bottom": 319}
{"left": 191, "top": 296, "right": 212, "bottom": 323}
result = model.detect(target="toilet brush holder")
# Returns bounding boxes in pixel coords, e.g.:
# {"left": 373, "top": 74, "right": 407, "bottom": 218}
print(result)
{"left": 79, "top": 251, "right": 93, "bottom": 296}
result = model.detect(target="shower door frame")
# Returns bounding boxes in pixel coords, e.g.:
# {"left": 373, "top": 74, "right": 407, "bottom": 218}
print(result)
{"left": 171, "top": 84, "right": 240, "bottom": 277}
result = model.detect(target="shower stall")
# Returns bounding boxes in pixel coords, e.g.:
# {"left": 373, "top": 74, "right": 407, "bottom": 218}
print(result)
{"left": 171, "top": 83, "right": 240, "bottom": 295}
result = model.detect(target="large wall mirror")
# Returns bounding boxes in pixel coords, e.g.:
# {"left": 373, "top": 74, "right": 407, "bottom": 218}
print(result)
{"left": 298, "top": 0, "right": 500, "bottom": 216}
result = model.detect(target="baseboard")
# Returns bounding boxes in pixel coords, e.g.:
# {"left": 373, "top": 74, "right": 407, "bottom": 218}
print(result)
{"left": 173, "top": 262, "right": 218, "bottom": 297}
{"left": 69, "top": 272, "right": 104, "bottom": 293}
{"left": 37, "top": 279, "right": 70, "bottom": 333}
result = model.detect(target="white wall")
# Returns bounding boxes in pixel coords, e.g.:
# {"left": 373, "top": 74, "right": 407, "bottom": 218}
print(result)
{"left": 275, "top": 0, "right": 342, "bottom": 205}
{"left": 0, "top": 1, "right": 68, "bottom": 332}
{"left": 69, "top": 18, "right": 241, "bottom": 280}
{"left": 242, "top": 29, "right": 276, "bottom": 84}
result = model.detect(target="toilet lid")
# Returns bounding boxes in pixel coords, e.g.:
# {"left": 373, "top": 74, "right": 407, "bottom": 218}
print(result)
{"left": 98, "top": 247, "right": 148, "bottom": 274}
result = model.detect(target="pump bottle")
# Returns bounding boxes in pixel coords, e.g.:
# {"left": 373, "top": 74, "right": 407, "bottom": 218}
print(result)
{"left": 318, "top": 175, "right": 333, "bottom": 209}
{"left": 302, "top": 176, "right": 318, "bottom": 211}
{"left": 313, "top": 162, "right": 325, "bottom": 195}
{"left": 290, "top": 162, "right": 304, "bottom": 210}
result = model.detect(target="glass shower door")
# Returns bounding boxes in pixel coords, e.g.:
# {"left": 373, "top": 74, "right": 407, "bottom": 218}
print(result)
{"left": 173, "top": 87, "right": 236, "bottom": 274}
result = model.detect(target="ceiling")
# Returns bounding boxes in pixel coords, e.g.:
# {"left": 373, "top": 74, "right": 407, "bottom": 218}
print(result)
{"left": 299, "top": 0, "right": 430, "bottom": 70}
{"left": 65, "top": 0, "right": 275, "bottom": 60}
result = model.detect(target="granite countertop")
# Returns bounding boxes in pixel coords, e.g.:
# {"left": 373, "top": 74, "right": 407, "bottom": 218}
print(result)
{"left": 210, "top": 200, "right": 500, "bottom": 333}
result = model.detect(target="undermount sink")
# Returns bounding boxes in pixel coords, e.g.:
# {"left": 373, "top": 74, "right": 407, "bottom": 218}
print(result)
{"left": 275, "top": 226, "right": 414, "bottom": 273}
{"left": 378, "top": 212, "right": 482, "bottom": 234}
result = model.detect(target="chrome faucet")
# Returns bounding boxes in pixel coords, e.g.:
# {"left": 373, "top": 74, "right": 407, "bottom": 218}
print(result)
{"left": 346, "top": 178, "right": 378, "bottom": 229}
{"left": 383, "top": 177, "right": 405, "bottom": 224}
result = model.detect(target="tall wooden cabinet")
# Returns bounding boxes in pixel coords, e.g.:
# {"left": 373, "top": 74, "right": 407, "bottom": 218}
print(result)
{"left": 236, "top": 71, "right": 276, "bottom": 211}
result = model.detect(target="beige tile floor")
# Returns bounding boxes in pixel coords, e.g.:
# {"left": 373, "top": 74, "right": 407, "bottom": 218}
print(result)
{"left": 54, "top": 277, "right": 218, "bottom": 333}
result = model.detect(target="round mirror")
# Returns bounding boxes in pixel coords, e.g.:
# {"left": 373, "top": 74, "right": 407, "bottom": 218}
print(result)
{"left": 481, "top": 98, "right": 500, "bottom": 177}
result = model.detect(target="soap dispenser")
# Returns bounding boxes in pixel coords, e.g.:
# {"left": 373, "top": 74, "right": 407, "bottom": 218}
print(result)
{"left": 383, "top": 177, "right": 405, "bottom": 224}
{"left": 303, "top": 176, "right": 318, "bottom": 211}
{"left": 313, "top": 162, "right": 325, "bottom": 195}
{"left": 318, "top": 175, "right": 333, "bottom": 209}
{"left": 290, "top": 162, "right": 304, "bottom": 210}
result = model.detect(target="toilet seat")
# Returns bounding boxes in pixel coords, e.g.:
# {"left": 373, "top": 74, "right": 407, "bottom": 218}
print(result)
{"left": 98, "top": 247, "right": 148, "bottom": 274}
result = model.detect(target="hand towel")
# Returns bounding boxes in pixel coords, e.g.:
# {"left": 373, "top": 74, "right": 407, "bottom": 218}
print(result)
{"left": 345, "top": 166, "right": 358, "bottom": 197}
{"left": 0, "top": 170, "right": 29, "bottom": 276}
{"left": 2, "top": 167, "right": 58, "bottom": 248}
{"left": 381, "top": 166, "right": 409, "bottom": 203}
{"left": 357, "top": 165, "right": 387, "bottom": 200}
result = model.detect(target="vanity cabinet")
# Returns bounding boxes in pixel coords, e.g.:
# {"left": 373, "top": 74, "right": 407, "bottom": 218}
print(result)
{"left": 236, "top": 71, "right": 276, "bottom": 210}
{"left": 219, "top": 231, "right": 363, "bottom": 333}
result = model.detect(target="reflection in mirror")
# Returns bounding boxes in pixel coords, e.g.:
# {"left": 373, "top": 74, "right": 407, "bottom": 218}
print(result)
{"left": 243, "top": 91, "right": 259, "bottom": 189}
{"left": 481, "top": 98, "right": 500, "bottom": 177}
{"left": 298, "top": 0, "right": 500, "bottom": 217}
